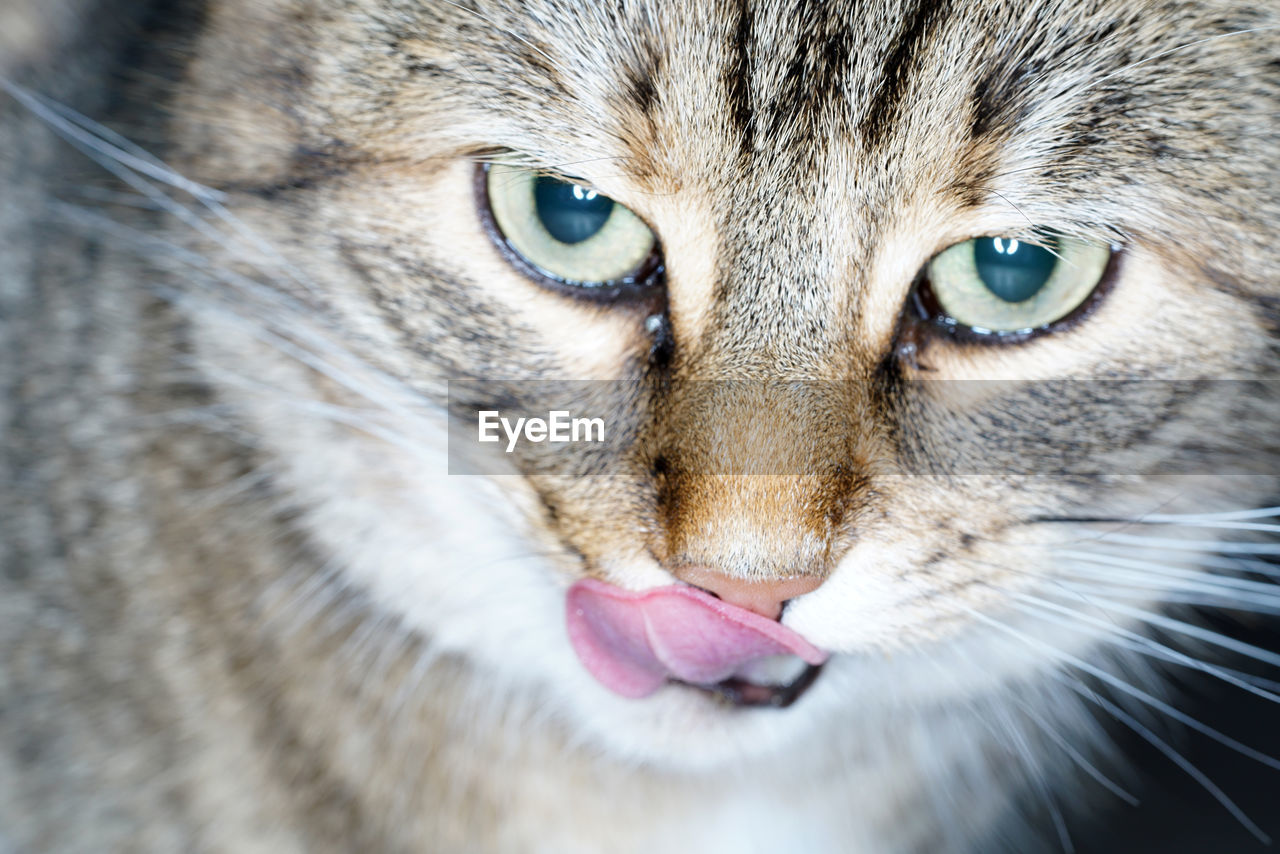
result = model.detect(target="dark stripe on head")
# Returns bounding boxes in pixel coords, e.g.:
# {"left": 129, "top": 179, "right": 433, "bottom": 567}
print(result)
{"left": 724, "top": 0, "right": 757, "bottom": 157}
{"left": 970, "top": 17, "right": 1120, "bottom": 140}
{"left": 970, "top": 41, "right": 1043, "bottom": 140}
{"left": 616, "top": 35, "right": 664, "bottom": 182}
{"left": 858, "top": 0, "right": 951, "bottom": 149}
{"left": 623, "top": 40, "right": 663, "bottom": 119}
{"left": 759, "top": 0, "right": 856, "bottom": 148}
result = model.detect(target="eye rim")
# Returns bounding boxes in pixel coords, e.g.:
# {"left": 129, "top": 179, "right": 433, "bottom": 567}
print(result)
{"left": 473, "top": 160, "right": 666, "bottom": 304}
{"left": 910, "top": 236, "right": 1124, "bottom": 346}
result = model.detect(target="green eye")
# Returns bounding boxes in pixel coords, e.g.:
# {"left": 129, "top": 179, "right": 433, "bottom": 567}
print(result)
{"left": 481, "top": 162, "right": 660, "bottom": 298}
{"left": 923, "top": 235, "right": 1112, "bottom": 334}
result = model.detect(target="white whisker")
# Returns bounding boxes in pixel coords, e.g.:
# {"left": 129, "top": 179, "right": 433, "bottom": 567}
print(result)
{"left": 1054, "top": 563, "right": 1280, "bottom": 612}
{"left": 49, "top": 202, "right": 442, "bottom": 447}
{"left": 968, "top": 608, "right": 1271, "bottom": 843}
{"left": 1140, "top": 507, "right": 1280, "bottom": 523}
{"left": 1060, "top": 586, "right": 1280, "bottom": 618}
{"left": 1069, "top": 25, "right": 1280, "bottom": 102}
{"left": 436, "top": 0, "right": 558, "bottom": 67}
{"left": 1058, "top": 674, "right": 1270, "bottom": 844}
{"left": 4, "top": 80, "right": 323, "bottom": 296}
{"left": 1132, "top": 520, "right": 1280, "bottom": 534}
{"left": 2, "top": 79, "right": 222, "bottom": 200}
{"left": 1089, "top": 534, "right": 1280, "bottom": 556}
{"left": 983, "top": 704, "right": 1075, "bottom": 853}
{"left": 1011, "top": 593, "right": 1280, "bottom": 705}
{"left": 1057, "top": 551, "right": 1280, "bottom": 601}
{"left": 1078, "top": 550, "right": 1280, "bottom": 579}
{"left": 964, "top": 607, "right": 1280, "bottom": 771}
{"left": 1005, "top": 692, "right": 1140, "bottom": 807}
{"left": 1044, "top": 594, "right": 1280, "bottom": 671}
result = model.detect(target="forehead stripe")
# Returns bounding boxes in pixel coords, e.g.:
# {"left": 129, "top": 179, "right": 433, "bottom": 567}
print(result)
{"left": 858, "top": 0, "right": 952, "bottom": 149}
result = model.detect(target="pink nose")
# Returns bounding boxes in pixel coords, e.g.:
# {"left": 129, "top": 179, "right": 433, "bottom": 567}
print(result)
{"left": 672, "top": 566, "right": 824, "bottom": 620}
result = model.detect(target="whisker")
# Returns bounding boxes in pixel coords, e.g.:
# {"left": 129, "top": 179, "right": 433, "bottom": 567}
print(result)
{"left": 1078, "top": 550, "right": 1280, "bottom": 580}
{"left": 5, "top": 80, "right": 325, "bottom": 297}
{"left": 1059, "top": 547, "right": 1280, "bottom": 581}
{"left": 982, "top": 704, "right": 1075, "bottom": 853}
{"left": 389, "top": 642, "right": 447, "bottom": 720}
{"left": 50, "top": 202, "right": 441, "bottom": 442}
{"left": 967, "top": 609, "right": 1270, "bottom": 843}
{"left": 1011, "top": 593, "right": 1280, "bottom": 705}
{"left": 1090, "top": 534, "right": 1280, "bottom": 556}
{"left": 1058, "top": 551, "right": 1280, "bottom": 597}
{"left": 196, "top": 360, "right": 433, "bottom": 461}
{"left": 259, "top": 559, "right": 346, "bottom": 639}
{"left": 1042, "top": 594, "right": 1280, "bottom": 671}
{"left": 1057, "top": 674, "right": 1270, "bottom": 844}
{"left": 1058, "top": 586, "right": 1280, "bottom": 618}
{"left": 1140, "top": 507, "right": 1280, "bottom": 523}
{"left": 1129, "top": 520, "right": 1280, "bottom": 535}
{"left": 1003, "top": 691, "right": 1140, "bottom": 807}
{"left": 2, "top": 79, "right": 221, "bottom": 200}
{"left": 963, "top": 607, "right": 1280, "bottom": 772}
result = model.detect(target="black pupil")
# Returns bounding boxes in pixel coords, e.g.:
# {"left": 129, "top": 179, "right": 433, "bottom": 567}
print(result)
{"left": 534, "top": 176, "right": 614, "bottom": 244}
{"left": 973, "top": 237, "right": 1058, "bottom": 303}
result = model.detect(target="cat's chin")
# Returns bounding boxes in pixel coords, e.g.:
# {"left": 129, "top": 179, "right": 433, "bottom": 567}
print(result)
{"left": 548, "top": 666, "right": 839, "bottom": 770}
{"left": 676, "top": 661, "right": 825, "bottom": 709}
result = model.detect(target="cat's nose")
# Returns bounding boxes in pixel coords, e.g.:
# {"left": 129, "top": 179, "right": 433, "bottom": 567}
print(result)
{"left": 673, "top": 566, "right": 824, "bottom": 621}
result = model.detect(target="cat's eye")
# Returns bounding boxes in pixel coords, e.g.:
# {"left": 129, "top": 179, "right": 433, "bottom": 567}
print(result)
{"left": 478, "top": 161, "right": 662, "bottom": 300}
{"left": 918, "top": 234, "right": 1113, "bottom": 335}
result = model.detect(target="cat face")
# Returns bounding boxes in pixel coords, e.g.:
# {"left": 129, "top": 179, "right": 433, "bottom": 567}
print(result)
{"left": 171, "top": 0, "right": 1278, "bottom": 766}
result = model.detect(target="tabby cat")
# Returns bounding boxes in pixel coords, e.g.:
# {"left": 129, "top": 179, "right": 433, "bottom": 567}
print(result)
{"left": 2, "top": 0, "right": 1278, "bottom": 851}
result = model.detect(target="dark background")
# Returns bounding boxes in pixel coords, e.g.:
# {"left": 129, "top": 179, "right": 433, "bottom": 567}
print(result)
{"left": 1045, "top": 613, "right": 1280, "bottom": 854}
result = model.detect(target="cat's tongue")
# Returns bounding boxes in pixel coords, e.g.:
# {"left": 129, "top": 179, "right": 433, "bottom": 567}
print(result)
{"left": 566, "top": 578, "right": 828, "bottom": 698}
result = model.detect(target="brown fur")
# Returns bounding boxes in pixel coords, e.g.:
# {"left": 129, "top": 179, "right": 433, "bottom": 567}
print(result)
{"left": 2, "top": 0, "right": 1278, "bottom": 851}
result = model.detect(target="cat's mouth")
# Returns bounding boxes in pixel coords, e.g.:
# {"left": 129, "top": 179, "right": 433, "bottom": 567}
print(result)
{"left": 565, "top": 579, "right": 829, "bottom": 707}
{"left": 679, "top": 662, "right": 825, "bottom": 708}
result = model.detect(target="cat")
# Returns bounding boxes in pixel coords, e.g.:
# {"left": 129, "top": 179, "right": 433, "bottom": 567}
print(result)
{"left": 1, "top": 0, "right": 1278, "bottom": 851}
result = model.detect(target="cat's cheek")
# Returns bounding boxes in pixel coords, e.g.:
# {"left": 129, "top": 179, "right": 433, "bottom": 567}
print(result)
{"left": 780, "top": 537, "right": 1121, "bottom": 708}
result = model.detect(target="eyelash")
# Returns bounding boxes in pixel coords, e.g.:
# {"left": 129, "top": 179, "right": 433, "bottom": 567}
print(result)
{"left": 473, "top": 161, "right": 666, "bottom": 304}
{"left": 473, "top": 155, "right": 1123, "bottom": 348}
{"left": 910, "top": 245, "right": 1124, "bottom": 347}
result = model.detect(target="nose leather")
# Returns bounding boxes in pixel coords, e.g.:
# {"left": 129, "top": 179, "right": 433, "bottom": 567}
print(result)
{"left": 670, "top": 566, "right": 825, "bottom": 620}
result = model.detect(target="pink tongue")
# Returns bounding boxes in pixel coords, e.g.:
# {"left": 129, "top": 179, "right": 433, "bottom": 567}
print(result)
{"left": 566, "top": 578, "right": 828, "bottom": 699}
